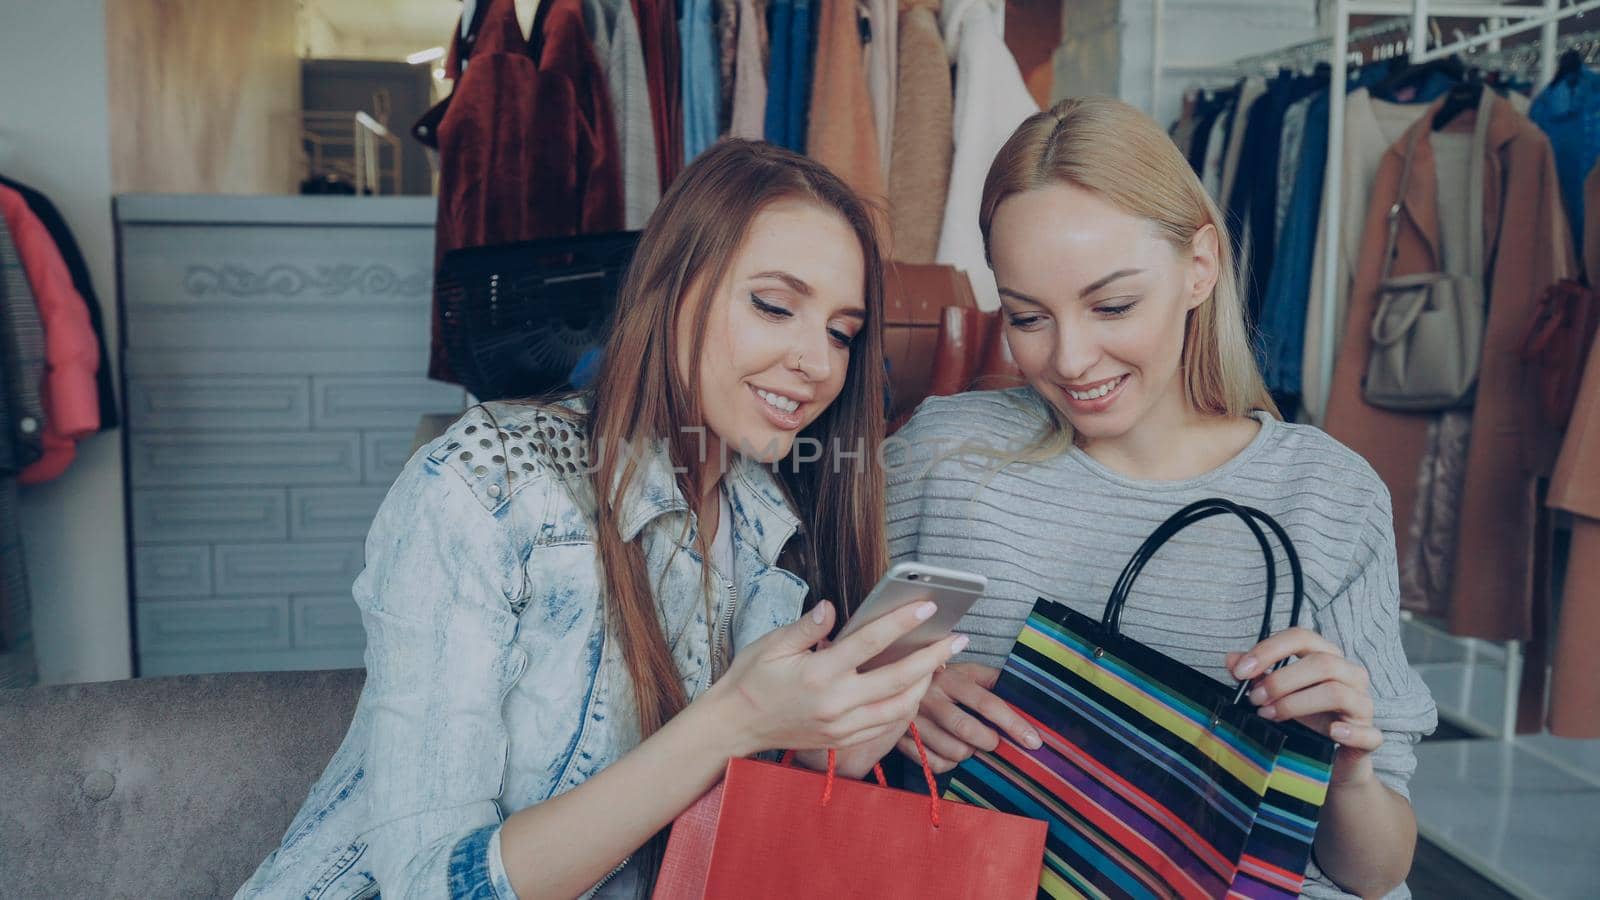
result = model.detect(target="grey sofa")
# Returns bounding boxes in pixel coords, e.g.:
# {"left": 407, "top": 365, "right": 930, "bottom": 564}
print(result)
{"left": 0, "top": 669, "right": 363, "bottom": 899}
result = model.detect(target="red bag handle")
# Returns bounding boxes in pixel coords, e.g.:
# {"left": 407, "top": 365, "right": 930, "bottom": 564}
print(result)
{"left": 779, "top": 723, "right": 943, "bottom": 827}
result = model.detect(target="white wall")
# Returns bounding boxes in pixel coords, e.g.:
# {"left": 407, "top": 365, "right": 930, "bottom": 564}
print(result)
{"left": 1121, "top": 0, "right": 1322, "bottom": 127}
{"left": 0, "top": 0, "right": 132, "bottom": 684}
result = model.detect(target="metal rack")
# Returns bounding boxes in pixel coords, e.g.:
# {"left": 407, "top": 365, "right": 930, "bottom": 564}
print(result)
{"left": 1471, "top": 25, "right": 1600, "bottom": 75}
{"left": 1156, "top": 0, "right": 1600, "bottom": 741}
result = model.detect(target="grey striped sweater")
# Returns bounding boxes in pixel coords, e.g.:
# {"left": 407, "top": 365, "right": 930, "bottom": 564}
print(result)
{"left": 886, "top": 389, "right": 1437, "bottom": 900}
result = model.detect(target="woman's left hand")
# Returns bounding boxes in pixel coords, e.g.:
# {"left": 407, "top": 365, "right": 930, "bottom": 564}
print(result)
{"left": 1227, "top": 627, "right": 1380, "bottom": 786}
{"left": 791, "top": 635, "right": 931, "bottom": 780}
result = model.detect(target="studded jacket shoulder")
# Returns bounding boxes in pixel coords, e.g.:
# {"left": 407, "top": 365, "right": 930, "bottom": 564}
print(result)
{"left": 236, "top": 397, "right": 811, "bottom": 900}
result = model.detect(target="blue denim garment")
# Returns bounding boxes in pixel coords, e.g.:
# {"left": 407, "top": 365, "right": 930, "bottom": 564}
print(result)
{"left": 1530, "top": 68, "right": 1600, "bottom": 252}
{"left": 1226, "top": 72, "right": 1325, "bottom": 330}
{"left": 1256, "top": 64, "right": 1448, "bottom": 399}
{"left": 762, "top": 0, "right": 815, "bottom": 151}
{"left": 1258, "top": 87, "right": 1331, "bottom": 397}
{"left": 785, "top": 0, "right": 815, "bottom": 149}
{"left": 680, "top": 0, "right": 721, "bottom": 163}
{"left": 236, "top": 398, "right": 810, "bottom": 899}
{"left": 763, "top": 0, "right": 793, "bottom": 147}
{"left": 1185, "top": 93, "right": 1231, "bottom": 175}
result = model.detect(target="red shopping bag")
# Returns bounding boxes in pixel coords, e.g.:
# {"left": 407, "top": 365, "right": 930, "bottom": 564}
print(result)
{"left": 654, "top": 729, "right": 1047, "bottom": 899}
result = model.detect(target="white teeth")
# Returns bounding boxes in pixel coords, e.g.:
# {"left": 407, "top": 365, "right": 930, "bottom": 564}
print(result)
{"left": 756, "top": 389, "right": 799, "bottom": 413}
{"left": 1068, "top": 377, "right": 1121, "bottom": 401}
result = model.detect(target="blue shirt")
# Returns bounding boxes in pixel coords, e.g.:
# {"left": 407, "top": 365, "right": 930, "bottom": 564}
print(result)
{"left": 680, "top": 0, "right": 721, "bottom": 162}
{"left": 763, "top": 0, "right": 815, "bottom": 151}
{"left": 1530, "top": 68, "right": 1600, "bottom": 253}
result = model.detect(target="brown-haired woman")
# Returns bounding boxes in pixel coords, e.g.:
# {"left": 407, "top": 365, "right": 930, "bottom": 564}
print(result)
{"left": 238, "top": 140, "right": 964, "bottom": 900}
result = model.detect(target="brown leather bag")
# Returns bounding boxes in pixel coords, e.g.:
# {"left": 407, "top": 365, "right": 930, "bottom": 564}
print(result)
{"left": 1521, "top": 278, "right": 1600, "bottom": 429}
{"left": 1363, "top": 89, "right": 1491, "bottom": 412}
{"left": 882, "top": 263, "right": 978, "bottom": 422}
{"left": 890, "top": 307, "right": 1024, "bottom": 433}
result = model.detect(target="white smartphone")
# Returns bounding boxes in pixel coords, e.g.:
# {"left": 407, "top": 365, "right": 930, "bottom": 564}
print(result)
{"left": 834, "top": 561, "right": 988, "bottom": 670}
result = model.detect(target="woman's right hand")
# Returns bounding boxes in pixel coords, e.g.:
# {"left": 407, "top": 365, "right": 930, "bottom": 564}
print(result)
{"left": 702, "top": 599, "right": 967, "bottom": 759}
{"left": 895, "top": 663, "right": 1043, "bottom": 773}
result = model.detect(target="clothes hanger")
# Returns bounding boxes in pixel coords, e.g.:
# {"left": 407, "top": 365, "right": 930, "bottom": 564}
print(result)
{"left": 1431, "top": 66, "right": 1483, "bottom": 131}
{"left": 1376, "top": 54, "right": 1466, "bottom": 97}
{"left": 1558, "top": 48, "right": 1586, "bottom": 85}
{"left": 515, "top": 0, "right": 543, "bottom": 43}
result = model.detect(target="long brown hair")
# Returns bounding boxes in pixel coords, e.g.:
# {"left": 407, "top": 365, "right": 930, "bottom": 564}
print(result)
{"left": 588, "top": 138, "right": 889, "bottom": 744}
{"left": 978, "top": 97, "right": 1278, "bottom": 457}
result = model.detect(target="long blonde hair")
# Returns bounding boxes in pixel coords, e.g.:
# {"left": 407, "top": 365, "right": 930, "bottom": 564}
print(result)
{"left": 978, "top": 96, "right": 1278, "bottom": 457}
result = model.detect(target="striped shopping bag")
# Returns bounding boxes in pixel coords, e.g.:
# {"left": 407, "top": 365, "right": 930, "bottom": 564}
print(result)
{"left": 1232, "top": 720, "right": 1334, "bottom": 898}
{"left": 947, "top": 498, "right": 1336, "bottom": 900}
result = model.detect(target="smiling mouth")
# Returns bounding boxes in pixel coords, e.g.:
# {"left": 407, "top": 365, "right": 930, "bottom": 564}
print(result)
{"left": 1065, "top": 375, "right": 1126, "bottom": 401}
{"left": 754, "top": 387, "right": 801, "bottom": 414}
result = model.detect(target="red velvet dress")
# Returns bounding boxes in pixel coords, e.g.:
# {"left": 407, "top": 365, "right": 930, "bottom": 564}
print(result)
{"left": 427, "top": 0, "right": 624, "bottom": 383}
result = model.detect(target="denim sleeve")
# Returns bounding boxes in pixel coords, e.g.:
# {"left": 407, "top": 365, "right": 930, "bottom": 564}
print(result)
{"left": 354, "top": 450, "right": 534, "bottom": 899}
{"left": 440, "top": 825, "right": 520, "bottom": 899}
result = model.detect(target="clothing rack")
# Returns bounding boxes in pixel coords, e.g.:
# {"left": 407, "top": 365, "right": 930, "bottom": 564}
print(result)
{"left": 1471, "top": 26, "right": 1600, "bottom": 76}
{"left": 1324, "top": 1, "right": 1600, "bottom": 426}
{"left": 1323, "top": 4, "right": 1599, "bottom": 744}
{"left": 1156, "top": 0, "right": 1600, "bottom": 742}
{"left": 1233, "top": 17, "right": 1418, "bottom": 73}
{"left": 1158, "top": 18, "right": 1418, "bottom": 95}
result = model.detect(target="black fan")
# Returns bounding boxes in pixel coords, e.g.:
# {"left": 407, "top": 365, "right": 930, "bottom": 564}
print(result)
{"left": 435, "top": 231, "right": 641, "bottom": 400}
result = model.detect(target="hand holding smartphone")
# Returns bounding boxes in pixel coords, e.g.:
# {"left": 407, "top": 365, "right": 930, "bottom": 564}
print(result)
{"left": 834, "top": 562, "right": 987, "bottom": 670}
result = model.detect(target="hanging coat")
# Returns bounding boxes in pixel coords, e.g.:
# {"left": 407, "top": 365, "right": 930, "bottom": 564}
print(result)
{"left": 427, "top": 0, "right": 624, "bottom": 383}
{"left": 807, "top": 0, "right": 885, "bottom": 205}
{"left": 0, "top": 213, "right": 40, "bottom": 687}
{"left": 886, "top": 0, "right": 951, "bottom": 264}
{"left": 634, "top": 0, "right": 684, "bottom": 188}
{"left": 1325, "top": 93, "right": 1574, "bottom": 643}
{"left": 864, "top": 0, "right": 897, "bottom": 177}
{"left": 582, "top": 0, "right": 661, "bottom": 230}
{"left": 680, "top": 0, "right": 721, "bottom": 163}
{"left": 935, "top": 0, "right": 1038, "bottom": 310}
{"left": 1543, "top": 163, "right": 1600, "bottom": 737}
{"left": 727, "top": 0, "right": 769, "bottom": 140}
{"left": 0, "top": 175, "right": 117, "bottom": 431}
{"left": 0, "top": 184, "right": 100, "bottom": 485}
{"left": 0, "top": 212, "right": 46, "bottom": 473}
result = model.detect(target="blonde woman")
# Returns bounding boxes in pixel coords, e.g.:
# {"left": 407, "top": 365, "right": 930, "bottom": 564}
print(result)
{"left": 883, "top": 98, "right": 1436, "bottom": 899}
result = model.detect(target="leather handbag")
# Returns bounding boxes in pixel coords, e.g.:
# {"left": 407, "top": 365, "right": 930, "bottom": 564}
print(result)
{"left": 1364, "top": 88, "right": 1492, "bottom": 412}
{"left": 888, "top": 306, "right": 1025, "bottom": 433}
{"left": 1521, "top": 278, "right": 1600, "bottom": 429}
{"left": 882, "top": 263, "right": 979, "bottom": 423}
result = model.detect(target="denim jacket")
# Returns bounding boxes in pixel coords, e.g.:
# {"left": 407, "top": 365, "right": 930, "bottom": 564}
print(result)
{"left": 237, "top": 399, "right": 811, "bottom": 899}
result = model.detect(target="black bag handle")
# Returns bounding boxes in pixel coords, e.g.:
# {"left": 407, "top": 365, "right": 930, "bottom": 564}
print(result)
{"left": 1101, "top": 498, "right": 1305, "bottom": 705}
